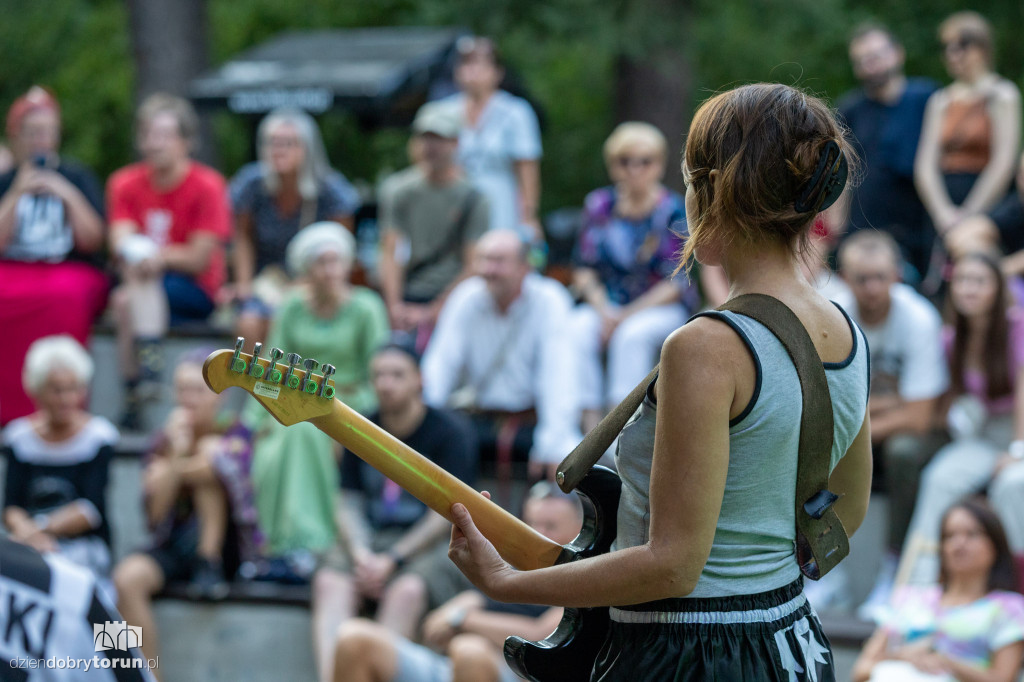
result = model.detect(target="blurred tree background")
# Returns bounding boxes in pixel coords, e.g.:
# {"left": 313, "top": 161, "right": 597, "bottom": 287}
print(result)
{"left": 0, "top": 0, "right": 1021, "bottom": 214}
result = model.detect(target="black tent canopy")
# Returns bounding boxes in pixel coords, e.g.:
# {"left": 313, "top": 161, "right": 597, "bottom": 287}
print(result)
{"left": 189, "top": 26, "right": 468, "bottom": 126}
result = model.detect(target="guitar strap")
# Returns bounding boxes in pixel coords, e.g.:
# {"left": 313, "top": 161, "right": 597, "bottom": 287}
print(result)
{"left": 556, "top": 293, "right": 848, "bottom": 580}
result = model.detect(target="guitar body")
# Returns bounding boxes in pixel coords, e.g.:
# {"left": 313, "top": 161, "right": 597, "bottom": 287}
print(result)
{"left": 504, "top": 466, "right": 621, "bottom": 682}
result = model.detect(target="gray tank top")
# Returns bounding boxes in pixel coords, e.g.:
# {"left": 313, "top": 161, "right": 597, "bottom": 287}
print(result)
{"left": 611, "top": 305, "right": 870, "bottom": 598}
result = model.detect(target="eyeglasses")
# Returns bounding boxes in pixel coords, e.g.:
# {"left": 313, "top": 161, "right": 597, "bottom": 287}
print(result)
{"left": 265, "top": 136, "right": 301, "bottom": 149}
{"left": 616, "top": 156, "right": 657, "bottom": 169}
{"left": 942, "top": 36, "right": 980, "bottom": 56}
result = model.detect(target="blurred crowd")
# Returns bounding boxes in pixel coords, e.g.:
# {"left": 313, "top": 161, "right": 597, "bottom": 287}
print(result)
{"left": 3, "top": 12, "right": 1024, "bottom": 682}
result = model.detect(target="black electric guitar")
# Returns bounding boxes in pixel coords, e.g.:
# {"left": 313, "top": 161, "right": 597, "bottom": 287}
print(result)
{"left": 203, "top": 340, "right": 620, "bottom": 681}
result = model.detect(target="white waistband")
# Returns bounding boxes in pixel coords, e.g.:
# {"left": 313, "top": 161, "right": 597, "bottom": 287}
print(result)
{"left": 609, "top": 592, "right": 808, "bottom": 625}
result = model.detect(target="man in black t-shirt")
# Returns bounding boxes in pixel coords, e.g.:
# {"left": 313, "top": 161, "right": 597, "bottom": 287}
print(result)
{"left": 331, "top": 482, "right": 583, "bottom": 682}
{"left": 311, "top": 343, "right": 478, "bottom": 682}
{"left": 836, "top": 24, "right": 938, "bottom": 282}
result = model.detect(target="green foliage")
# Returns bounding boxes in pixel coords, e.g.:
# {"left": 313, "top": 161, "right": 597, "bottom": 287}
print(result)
{"left": 1, "top": 0, "right": 1021, "bottom": 214}
{"left": 0, "top": 0, "right": 134, "bottom": 177}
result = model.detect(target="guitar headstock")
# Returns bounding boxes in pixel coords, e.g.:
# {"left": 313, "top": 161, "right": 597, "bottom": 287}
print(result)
{"left": 203, "top": 338, "right": 336, "bottom": 426}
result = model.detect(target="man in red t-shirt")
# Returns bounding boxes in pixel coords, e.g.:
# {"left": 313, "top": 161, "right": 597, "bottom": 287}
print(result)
{"left": 107, "top": 93, "right": 232, "bottom": 429}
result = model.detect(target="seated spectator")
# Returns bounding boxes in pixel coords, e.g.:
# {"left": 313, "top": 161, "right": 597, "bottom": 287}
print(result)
{"left": 332, "top": 480, "right": 582, "bottom": 682}
{"left": 0, "top": 86, "right": 108, "bottom": 425}
{"left": 569, "top": 122, "right": 724, "bottom": 430}
{"left": 2, "top": 336, "right": 117, "bottom": 582}
{"left": 378, "top": 102, "right": 489, "bottom": 342}
{"left": 113, "top": 350, "right": 247, "bottom": 668}
{"left": 312, "top": 342, "right": 476, "bottom": 682}
{"left": 422, "top": 229, "right": 581, "bottom": 485}
{"left": 914, "top": 12, "right": 1020, "bottom": 289}
{"left": 107, "top": 93, "right": 232, "bottom": 430}
{"left": 246, "top": 223, "right": 388, "bottom": 562}
{"left": 441, "top": 36, "right": 542, "bottom": 241}
{"left": 852, "top": 498, "right": 1024, "bottom": 682}
{"left": 229, "top": 108, "right": 361, "bottom": 348}
{"left": 831, "top": 232, "right": 949, "bottom": 617}
{"left": 899, "top": 251, "right": 1024, "bottom": 588}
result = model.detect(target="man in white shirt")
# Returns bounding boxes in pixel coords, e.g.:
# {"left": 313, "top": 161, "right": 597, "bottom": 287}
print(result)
{"left": 833, "top": 230, "right": 949, "bottom": 617}
{"left": 422, "top": 230, "right": 581, "bottom": 486}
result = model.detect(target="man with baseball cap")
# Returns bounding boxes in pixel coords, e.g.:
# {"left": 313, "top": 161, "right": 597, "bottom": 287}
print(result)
{"left": 378, "top": 102, "right": 490, "bottom": 338}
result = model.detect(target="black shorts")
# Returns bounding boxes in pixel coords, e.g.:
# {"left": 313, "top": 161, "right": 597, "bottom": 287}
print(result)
{"left": 146, "top": 521, "right": 200, "bottom": 583}
{"left": 591, "top": 579, "right": 833, "bottom": 681}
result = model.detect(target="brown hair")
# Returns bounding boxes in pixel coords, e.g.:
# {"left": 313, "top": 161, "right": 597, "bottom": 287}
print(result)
{"left": 938, "top": 497, "right": 1019, "bottom": 594}
{"left": 939, "top": 11, "right": 994, "bottom": 66}
{"left": 679, "top": 83, "right": 856, "bottom": 270}
{"left": 947, "top": 251, "right": 1011, "bottom": 401}
{"left": 136, "top": 93, "right": 199, "bottom": 144}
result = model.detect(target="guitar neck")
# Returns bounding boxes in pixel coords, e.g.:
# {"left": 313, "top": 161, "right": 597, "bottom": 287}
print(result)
{"left": 311, "top": 400, "right": 564, "bottom": 571}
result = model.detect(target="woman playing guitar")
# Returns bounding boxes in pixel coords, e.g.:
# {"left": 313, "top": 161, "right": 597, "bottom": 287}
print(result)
{"left": 448, "top": 83, "right": 874, "bottom": 680}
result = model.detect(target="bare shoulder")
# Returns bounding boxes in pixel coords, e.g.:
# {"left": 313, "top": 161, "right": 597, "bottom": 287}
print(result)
{"left": 661, "top": 316, "right": 751, "bottom": 384}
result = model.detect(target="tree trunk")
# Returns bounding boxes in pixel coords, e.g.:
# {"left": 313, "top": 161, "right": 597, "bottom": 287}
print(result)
{"left": 125, "top": 0, "right": 215, "bottom": 163}
{"left": 614, "top": 50, "right": 693, "bottom": 194}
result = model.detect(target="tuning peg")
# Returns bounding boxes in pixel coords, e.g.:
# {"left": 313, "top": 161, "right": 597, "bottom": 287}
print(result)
{"left": 318, "top": 364, "right": 336, "bottom": 399}
{"left": 266, "top": 348, "right": 284, "bottom": 383}
{"left": 247, "top": 342, "right": 264, "bottom": 378}
{"left": 302, "top": 358, "right": 320, "bottom": 393}
{"left": 284, "top": 353, "right": 303, "bottom": 389}
{"left": 231, "top": 337, "right": 246, "bottom": 373}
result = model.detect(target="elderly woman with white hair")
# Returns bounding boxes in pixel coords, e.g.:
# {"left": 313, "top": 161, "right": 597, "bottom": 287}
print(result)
{"left": 229, "top": 108, "right": 362, "bottom": 346}
{"left": 2, "top": 335, "right": 117, "bottom": 578}
{"left": 246, "top": 221, "right": 389, "bottom": 560}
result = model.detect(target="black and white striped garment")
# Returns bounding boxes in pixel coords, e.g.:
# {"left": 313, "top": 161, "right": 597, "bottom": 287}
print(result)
{"left": 0, "top": 538, "right": 153, "bottom": 681}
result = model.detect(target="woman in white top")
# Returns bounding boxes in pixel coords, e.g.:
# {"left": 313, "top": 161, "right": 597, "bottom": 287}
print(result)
{"left": 443, "top": 37, "right": 543, "bottom": 240}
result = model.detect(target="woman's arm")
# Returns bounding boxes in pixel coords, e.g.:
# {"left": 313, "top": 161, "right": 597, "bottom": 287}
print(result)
{"left": 923, "top": 640, "right": 1024, "bottom": 682}
{"left": 449, "top": 317, "right": 737, "bottom": 607}
{"left": 915, "top": 91, "right": 960, "bottom": 233}
{"left": 572, "top": 267, "right": 610, "bottom": 311}
{"left": 513, "top": 159, "right": 541, "bottom": 235}
{"left": 961, "top": 84, "right": 1022, "bottom": 215}
{"left": 850, "top": 628, "right": 889, "bottom": 682}
{"left": 232, "top": 212, "right": 257, "bottom": 301}
{"left": 621, "top": 280, "right": 681, "bottom": 318}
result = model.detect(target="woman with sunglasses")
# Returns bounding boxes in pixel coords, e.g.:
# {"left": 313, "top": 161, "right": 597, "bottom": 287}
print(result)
{"left": 915, "top": 12, "right": 1020, "bottom": 261}
{"left": 570, "top": 122, "right": 727, "bottom": 432}
{"left": 449, "top": 83, "right": 873, "bottom": 681}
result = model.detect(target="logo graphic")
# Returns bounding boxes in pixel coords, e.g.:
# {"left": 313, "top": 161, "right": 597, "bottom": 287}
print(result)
{"left": 93, "top": 622, "right": 142, "bottom": 652}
